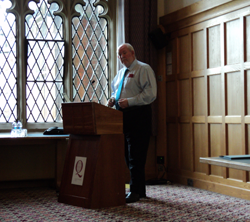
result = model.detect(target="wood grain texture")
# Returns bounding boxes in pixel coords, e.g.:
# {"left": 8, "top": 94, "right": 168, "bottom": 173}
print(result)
{"left": 62, "top": 102, "right": 123, "bottom": 135}
{"left": 161, "top": 0, "right": 250, "bottom": 200}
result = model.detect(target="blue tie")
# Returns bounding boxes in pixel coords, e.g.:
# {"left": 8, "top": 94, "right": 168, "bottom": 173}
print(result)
{"left": 115, "top": 68, "right": 128, "bottom": 110}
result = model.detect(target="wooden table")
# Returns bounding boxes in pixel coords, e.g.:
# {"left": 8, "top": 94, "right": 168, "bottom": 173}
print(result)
{"left": 200, "top": 157, "right": 250, "bottom": 171}
{"left": 0, "top": 133, "right": 69, "bottom": 189}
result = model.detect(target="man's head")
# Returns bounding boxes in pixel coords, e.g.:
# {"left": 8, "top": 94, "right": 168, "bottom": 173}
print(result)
{"left": 117, "top": 43, "right": 136, "bottom": 68}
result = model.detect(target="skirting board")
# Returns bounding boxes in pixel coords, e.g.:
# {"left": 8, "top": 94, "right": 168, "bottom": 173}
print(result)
{"left": 167, "top": 174, "right": 250, "bottom": 201}
{"left": 0, "top": 179, "right": 55, "bottom": 190}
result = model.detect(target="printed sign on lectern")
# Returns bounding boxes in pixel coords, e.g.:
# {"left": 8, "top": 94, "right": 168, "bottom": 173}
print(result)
{"left": 71, "top": 156, "right": 87, "bottom": 186}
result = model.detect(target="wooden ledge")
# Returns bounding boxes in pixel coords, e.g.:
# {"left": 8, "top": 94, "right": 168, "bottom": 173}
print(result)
{"left": 0, "top": 132, "right": 69, "bottom": 139}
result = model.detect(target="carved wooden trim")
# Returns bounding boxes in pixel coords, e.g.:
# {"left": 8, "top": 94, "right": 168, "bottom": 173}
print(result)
{"left": 160, "top": 0, "right": 250, "bottom": 33}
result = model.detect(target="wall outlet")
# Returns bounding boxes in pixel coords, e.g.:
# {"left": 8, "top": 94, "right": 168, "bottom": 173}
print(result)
{"left": 157, "top": 156, "right": 164, "bottom": 164}
{"left": 187, "top": 179, "right": 193, "bottom": 186}
{"left": 158, "top": 165, "right": 164, "bottom": 171}
{"left": 157, "top": 75, "right": 163, "bottom": 82}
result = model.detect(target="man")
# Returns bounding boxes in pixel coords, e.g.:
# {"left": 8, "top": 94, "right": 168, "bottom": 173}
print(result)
{"left": 108, "top": 43, "right": 157, "bottom": 203}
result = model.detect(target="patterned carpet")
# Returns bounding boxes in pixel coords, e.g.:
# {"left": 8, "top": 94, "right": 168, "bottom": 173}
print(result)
{"left": 1, "top": 184, "right": 250, "bottom": 221}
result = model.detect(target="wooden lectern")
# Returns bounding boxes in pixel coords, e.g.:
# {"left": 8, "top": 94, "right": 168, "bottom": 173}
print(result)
{"left": 58, "top": 102, "right": 125, "bottom": 209}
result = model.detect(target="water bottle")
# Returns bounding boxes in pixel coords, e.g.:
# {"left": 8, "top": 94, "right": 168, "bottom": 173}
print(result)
{"left": 16, "top": 121, "right": 22, "bottom": 136}
{"left": 11, "top": 121, "right": 17, "bottom": 137}
{"left": 12, "top": 121, "right": 17, "bottom": 129}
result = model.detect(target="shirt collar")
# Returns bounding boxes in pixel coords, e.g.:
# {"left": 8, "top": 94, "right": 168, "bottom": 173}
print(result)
{"left": 125, "top": 59, "right": 137, "bottom": 71}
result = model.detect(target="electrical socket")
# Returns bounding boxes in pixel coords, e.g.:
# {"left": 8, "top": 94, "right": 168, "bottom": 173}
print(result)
{"left": 157, "top": 156, "right": 164, "bottom": 164}
{"left": 158, "top": 165, "right": 164, "bottom": 171}
{"left": 187, "top": 179, "right": 193, "bottom": 186}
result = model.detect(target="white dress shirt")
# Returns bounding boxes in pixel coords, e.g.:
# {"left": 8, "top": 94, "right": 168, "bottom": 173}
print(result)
{"left": 111, "top": 59, "right": 157, "bottom": 107}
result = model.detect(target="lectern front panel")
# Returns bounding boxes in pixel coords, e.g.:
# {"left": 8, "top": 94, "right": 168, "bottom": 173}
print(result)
{"left": 58, "top": 134, "right": 125, "bottom": 209}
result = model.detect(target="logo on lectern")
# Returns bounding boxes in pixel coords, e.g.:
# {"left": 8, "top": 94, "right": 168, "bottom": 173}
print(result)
{"left": 71, "top": 156, "right": 87, "bottom": 186}
{"left": 75, "top": 160, "right": 84, "bottom": 177}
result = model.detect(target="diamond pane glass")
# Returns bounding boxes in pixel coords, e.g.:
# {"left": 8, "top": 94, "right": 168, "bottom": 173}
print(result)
{"left": 26, "top": 1, "right": 62, "bottom": 40}
{"left": 26, "top": 40, "right": 64, "bottom": 122}
{"left": 72, "top": 1, "right": 108, "bottom": 104}
{"left": 0, "top": 0, "right": 17, "bottom": 123}
{"left": 25, "top": 0, "right": 64, "bottom": 123}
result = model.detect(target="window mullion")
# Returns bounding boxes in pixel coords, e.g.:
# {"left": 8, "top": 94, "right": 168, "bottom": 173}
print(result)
{"left": 16, "top": 0, "right": 27, "bottom": 128}
{"left": 62, "top": 0, "right": 73, "bottom": 102}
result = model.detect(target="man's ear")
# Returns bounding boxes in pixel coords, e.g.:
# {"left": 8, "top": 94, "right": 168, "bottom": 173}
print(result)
{"left": 132, "top": 50, "right": 135, "bottom": 57}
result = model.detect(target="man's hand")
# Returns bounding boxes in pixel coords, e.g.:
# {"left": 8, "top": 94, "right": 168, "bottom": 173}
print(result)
{"left": 118, "top": 98, "right": 129, "bottom": 109}
{"left": 108, "top": 98, "right": 115, "bottom": 107}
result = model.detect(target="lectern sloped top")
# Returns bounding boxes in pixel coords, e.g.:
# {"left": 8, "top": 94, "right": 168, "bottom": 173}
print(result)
{"left": 62, "top": 102, "right": 123, "bottom": 135}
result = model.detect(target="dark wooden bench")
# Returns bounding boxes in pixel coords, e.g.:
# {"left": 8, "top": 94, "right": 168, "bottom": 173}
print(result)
{"left": 0, "top": 133, "right": 69, "bottom": 190}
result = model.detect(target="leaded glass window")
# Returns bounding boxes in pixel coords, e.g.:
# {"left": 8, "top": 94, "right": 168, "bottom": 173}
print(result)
{"left": 72, "top": 1, "right": 108, "bottom": 104}
{"left": 0, "top": 0, "right": 16, "bottom": 123}
{"left": 25, "top": 1, "right": 64, "bottom": 122}
{"left": 0, "top": 0, "right": 114, "bottom": 129}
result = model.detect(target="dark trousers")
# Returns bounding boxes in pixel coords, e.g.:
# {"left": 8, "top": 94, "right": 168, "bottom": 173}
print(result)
{"left": 120, "top": 105, "right": 151, "bottom": 196}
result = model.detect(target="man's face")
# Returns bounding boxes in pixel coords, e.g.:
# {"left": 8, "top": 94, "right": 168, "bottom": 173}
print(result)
{"left": 118, "top": 45, "right": 135, "bottom": 68}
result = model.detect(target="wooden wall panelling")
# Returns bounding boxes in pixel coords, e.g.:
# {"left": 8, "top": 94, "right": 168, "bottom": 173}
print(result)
{"left": 225, "top": 19, "right": 241, "bottom": 65}
{"left": 225, "top": 15, "right": 247, "bottom": 182}
{"left": 174, "top": 31, "right": 192, "bottom": 175}
{"left": 246, "top": 14, "right": 250, "bottom": 182}
{"left": 246, "top": 70, "right": 250, "bottom": 116}
{"left": 208, "top": 75, "right": 222, "bottom": 116}
{"left": 179, "top": 78, "right": 193, "bottom": 172}
{"left": 193, "top": 123, "right": 207, "bottom": 174}
{"left": 208, "top": 73, "right": 226, "bottom": 178}
{"left": 167, "top": 123, "right": 179, "bottom": 170}
{"left": 242, "top": 14, "right": 248, "bottom": 182}
{"left": 156, "top": 44, "right": 167, "bottom": 179}
{"left": 166, "top": 79, "right": 179, "bottom": 170}
{"left": 209, "top": 123, "right": 224, "bottom": 177}
{"left": 178, "top": 34, "right": 190, "bottom": 75}
{"left": 246, "top": 15, "right": 250, "bottom": 62}
{"left": 179, "top": 79, "right": 191, "bottom": 118}
{"left": 193, "top": 77, "right": 206, "bottom": 116}
{"left": 160, "top": 0, "right": 250, "bottom": 199}
{"left": 247, "top": 124, "right": 250, "bottom": 180}
{"left": 226, "top": 71, "right": 242, "bottom": 116}
{"left": 192, "top": 30, "right": 205, "bottom": 71}
{"left": 208, "top": 25, "right": 221, "bottom": 69}
{"left": 192, "top": 26, "right": 209, "bottom": 175}
{"left": 247, "top": 68, "right": 250, "bottom": 182}
{"left": 166, "top": 81, "right": 178, "bottom": 117}
{"left": 180, "top": 123, "right": 192, "bottom": 172}
{"left": 227, "top": 124, "right": 245, "bottom": 181}
{"left": 192, "top": 75, "right": 208, "bottom": 175}
{"left": 166, "top": 39, "right": 178, "bottom": 169}
{"left": 166, "top": 51, "right": 172, "bottom": 76}
{"left": 219, "top": 20, "right": 227, "bottom": 180}
{"left": 160, "top": 0, "right": 250, "bottom": 34}
{"left": 145, "top": 137, "right": 157, "bottom": 180}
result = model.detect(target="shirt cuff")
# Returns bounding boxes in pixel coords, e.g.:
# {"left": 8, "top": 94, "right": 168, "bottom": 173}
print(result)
{"left": 127, "top": 98, "right": 136, "bottom": 107}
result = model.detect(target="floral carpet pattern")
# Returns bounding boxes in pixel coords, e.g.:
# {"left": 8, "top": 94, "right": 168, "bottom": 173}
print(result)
{"left": 1, "top": 184, "right": 250, "bottom": 221}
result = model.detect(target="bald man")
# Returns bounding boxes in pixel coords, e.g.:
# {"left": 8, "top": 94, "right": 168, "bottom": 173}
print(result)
{"left": 108, "top": 43, "right": 157, "bottom": 203}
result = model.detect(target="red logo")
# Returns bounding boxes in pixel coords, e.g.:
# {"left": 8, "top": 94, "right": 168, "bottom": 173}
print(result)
{"left": 75, "top": 160, "right": 83, "bottom": 178}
